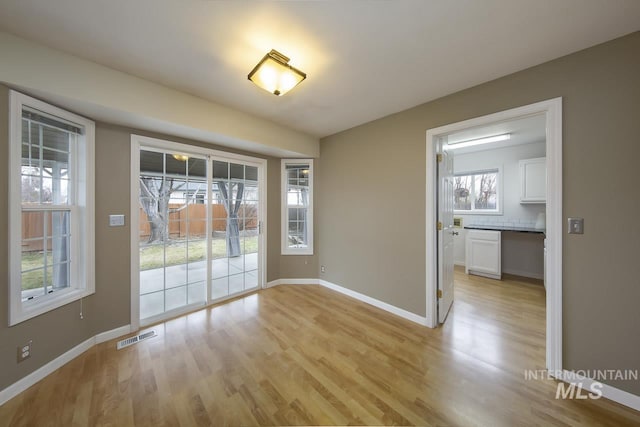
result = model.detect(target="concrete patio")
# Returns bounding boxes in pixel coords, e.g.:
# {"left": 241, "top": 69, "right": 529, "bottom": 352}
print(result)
{"left": 139, "top": 252, "right": 258, "bottom": 319}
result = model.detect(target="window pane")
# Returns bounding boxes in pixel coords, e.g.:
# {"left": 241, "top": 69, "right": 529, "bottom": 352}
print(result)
{"left": 20, "top": 119, "right": 72, "bottom": 205}
{"left": 454, "top": 175, "right": 472, "bottom": 210}
{"left": 474, "top": 172, "right": 498, "bottom": 210}
{"left": 245, "top": 165, "right": 258, "bottom": 182}
{"left": 230, "top": 163, "right": 244, "bottom": 180}
{"left": 42, "top": 126, "right": 70, "bottom": 152}
{"left": 21, "top": 210, "right": 71, "bottom": 299}
{"left": 212, "top": 160, "right": 229, "bottom": 179}
{"left": 455, "top": 171, "right": 498, "bottom": 212}
{"left": 22, "top": 269, "right": 45, "bottom": 301}
{"left": 166, "top": 153, "right": 187, "bottom": 177}
{"left": 21, "top": 175, "right": 42, "bottom": 204}
{"left": 185, "top": 180, "right": 207, "bottom": 214}
{"left": 188, "top": 158, "right": 206, "bottom": 178}
{"left": 140, "top": 150, "right": 164, "bottom": 175}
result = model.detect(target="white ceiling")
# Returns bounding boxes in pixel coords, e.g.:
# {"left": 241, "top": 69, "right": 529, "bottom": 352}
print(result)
{"left": 445, "top": 113, "right": 546, "bottom": 154}
{"left": 0, "top": 1, "right": 638, "bottom": 138}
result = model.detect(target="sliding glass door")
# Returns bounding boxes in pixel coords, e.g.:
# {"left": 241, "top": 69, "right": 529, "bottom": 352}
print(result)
{"left": 138, "top": 150, "right": 208, "bottom": 320}
{"left": 211, "top": 160, "right": 260, "bottom": 300}
{"left": 136, "top": 143, "right": 263, "bottom": 325}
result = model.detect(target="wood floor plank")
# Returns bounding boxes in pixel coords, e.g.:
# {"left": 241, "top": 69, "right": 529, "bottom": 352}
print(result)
{"left": 2, "top": 272, "right": 640, "bottom": 426}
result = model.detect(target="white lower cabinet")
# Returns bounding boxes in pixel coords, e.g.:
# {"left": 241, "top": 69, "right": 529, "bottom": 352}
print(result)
{"left": 465, "top": 230, "right": 501, "bottom": 279}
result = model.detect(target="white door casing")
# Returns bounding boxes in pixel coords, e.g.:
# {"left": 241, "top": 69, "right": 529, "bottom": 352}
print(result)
{"left": 426, "top": 97, "right": 562, "bottom": 374}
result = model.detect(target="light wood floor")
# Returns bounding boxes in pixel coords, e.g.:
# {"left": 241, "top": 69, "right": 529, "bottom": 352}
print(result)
{"left": 2, "top": 271, "right": 640, "bottom": 426}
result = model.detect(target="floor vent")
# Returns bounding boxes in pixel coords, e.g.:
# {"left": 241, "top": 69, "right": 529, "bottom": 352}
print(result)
{"left": 116, "top": 330, "right": 157, "bottom": 350}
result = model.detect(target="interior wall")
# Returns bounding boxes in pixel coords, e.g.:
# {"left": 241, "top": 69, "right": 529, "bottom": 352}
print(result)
{"left": 0, "top": 91, "right": 317, "bottom": 392}
{"left": 318, "top": 32, "right": 640, "bottom": 395}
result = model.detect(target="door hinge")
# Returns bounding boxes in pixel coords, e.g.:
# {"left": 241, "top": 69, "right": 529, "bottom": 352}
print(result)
{"left": 437, "top": 221, "right": 443, "bottom": 231}
{"left": 258, "top": 221, "right": 262, "bottom": 234}
{"left": 437, "top": 289, "right": 443, "bottom": 299}
{"left": 437, "top": 154, "right": 443, "bottom": 163}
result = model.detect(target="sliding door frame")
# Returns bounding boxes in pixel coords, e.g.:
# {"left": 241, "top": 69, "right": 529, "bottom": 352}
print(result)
{"left": 130, "top": 135, "right": 267, "bottom": 331}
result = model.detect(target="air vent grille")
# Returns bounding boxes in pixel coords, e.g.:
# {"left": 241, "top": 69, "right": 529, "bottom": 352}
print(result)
{"left": 116, "top": 330, "right": 157, "bottom": 350}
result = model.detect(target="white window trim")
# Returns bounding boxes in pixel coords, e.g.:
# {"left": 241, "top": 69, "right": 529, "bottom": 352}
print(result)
{"left": 8, "top": 91, "right": 95, "bottom": 326}
{"left": 130, "top": 134, "right": 268, "bottom": 331}
{"left": 281, "top": 159, "right": 313, "bottom": 255}
{"left": 453, "top": 166, "right": 503, "bottom": 215}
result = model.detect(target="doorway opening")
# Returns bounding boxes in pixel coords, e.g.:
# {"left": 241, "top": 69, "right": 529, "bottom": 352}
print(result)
{"left": 130, "top": 135, "right": 266, "bottom": 329}
{"left": 426, "top": 98, "right": 562, "bottom": 373}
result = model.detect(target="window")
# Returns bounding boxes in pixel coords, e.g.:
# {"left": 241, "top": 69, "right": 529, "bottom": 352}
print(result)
{"left": 9, "top": 91, "right": 95, "bottom": 325}
{"left": 281, "top": 159, "right": 313, "bottom": 255}
{"left": 454, "top": 169, "right": 501, "bottom": 214}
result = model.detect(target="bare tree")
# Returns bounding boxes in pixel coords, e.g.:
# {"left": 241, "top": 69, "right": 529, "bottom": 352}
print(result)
{"left": 454, "top": 175, "right": 471, "bottom": 210}
{"left": 139, "top": 177, "right": 175, "bottom": 244}
{"left": 476, "top": 173, "right": 496, "bottom": 209}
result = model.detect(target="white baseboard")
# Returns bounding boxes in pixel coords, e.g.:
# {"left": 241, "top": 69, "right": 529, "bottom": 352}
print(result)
{"left": 318, "top": 279, "right": 429, "bottom": 326}
{"left": 266, "top": 278, "right": 318, "bottom": 288}
{"left": 560, "top": 370, "right": 640, "bottom": 412}
{"left": 266, "top": 278, "right": 429, "bottom": 326}
{"left": 95, "top": 324, "right": 132, "bottom": 344}
{"left": 0, "top": 324, "right": 130, "bottom": 406}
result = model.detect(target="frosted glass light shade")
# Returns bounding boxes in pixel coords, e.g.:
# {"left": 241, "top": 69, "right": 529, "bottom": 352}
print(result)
{"left": 248, "top": 50, "right": 306, "bottom": 96}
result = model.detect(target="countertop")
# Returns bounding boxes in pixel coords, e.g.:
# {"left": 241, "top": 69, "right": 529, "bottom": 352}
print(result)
{"left": 463, "top": 224, "right": 546, "bottom": 234}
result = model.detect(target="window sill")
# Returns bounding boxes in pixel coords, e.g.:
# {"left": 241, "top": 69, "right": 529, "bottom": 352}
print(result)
{"left": 10, "top": 287, "right": 94, "bottom": 326}
{"left": 282, "top": 250, "right": 314, "bottom": 256}
{"left": 455, "top": 211, "right": 503, "bottom": 216}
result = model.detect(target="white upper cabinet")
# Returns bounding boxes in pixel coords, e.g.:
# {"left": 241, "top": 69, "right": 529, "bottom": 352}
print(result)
{"left": 519, "top": 157, "right": 546, "bottom": 203}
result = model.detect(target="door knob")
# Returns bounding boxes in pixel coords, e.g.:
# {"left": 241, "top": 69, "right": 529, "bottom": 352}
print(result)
{"left": 452, "top": 231, "right": 459, "bottom": 236}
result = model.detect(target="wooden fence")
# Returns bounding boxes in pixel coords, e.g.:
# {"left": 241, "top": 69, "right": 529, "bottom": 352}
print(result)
{"left": 138, "top": 203, "right": 258, "bottom": 240}
{"left": 21, "top": 204, "right": 258, "bottom": 252}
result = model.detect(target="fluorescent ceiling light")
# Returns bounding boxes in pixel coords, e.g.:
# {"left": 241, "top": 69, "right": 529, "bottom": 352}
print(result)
{"left": 447, "top": 133, "right": 511, "bottom": 150}
{"left": 248, "top": 49, "right": 307, "bottom": 96}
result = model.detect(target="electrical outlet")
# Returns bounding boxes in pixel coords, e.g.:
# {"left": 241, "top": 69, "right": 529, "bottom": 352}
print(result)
{"left": 17, "top": 340, "right": 32, "bottom": 363}
{"left": 567, "top": 217, "right": 584, "bottom": 234}
{"left": 321, "top": 265, "right": 326, "bottom": 273}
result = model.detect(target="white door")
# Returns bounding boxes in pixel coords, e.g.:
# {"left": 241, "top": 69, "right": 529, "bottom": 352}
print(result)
{"left": 437, "top": 142, "right": 455, "bottom": 323}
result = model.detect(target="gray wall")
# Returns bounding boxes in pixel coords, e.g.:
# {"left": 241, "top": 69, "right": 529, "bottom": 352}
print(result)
{"left": 0, "top": 94, "right": 317, "bottom": 391}
{"left": 3, "top": 32, "right": 639, "bottom": 397}
{"left": 318, "top": 32, "right": 640, "bottom": 394}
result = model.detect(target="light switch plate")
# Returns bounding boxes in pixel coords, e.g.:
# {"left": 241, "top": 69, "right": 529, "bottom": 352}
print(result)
{"left": 109, "top": 214, "right": 125, "bottom": 227}
{"left": 567, "top": 217, "right": 584, "bottom": 234}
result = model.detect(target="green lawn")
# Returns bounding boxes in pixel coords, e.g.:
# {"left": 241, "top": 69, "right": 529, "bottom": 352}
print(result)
{"left": 20, "top": 235, "right": 259, "bottom": 290}
{"left": 21, "top": 253, "right": 51, "bottom": 290}
{"left": 139, "top": 235, "right": 258, "bottom": 271}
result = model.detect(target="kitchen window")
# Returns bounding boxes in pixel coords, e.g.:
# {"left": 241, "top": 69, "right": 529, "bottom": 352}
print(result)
{"left": 8, "top": 91, "right": 95, "bottom": 325}
{"left": 454, "top": 168, "right": 502, "bottom": 214}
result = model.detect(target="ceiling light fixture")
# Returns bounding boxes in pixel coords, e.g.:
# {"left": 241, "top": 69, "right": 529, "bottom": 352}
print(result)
{"left": 447, "top": 133, "right": 511, "bottom": 150}
{"left": 173, "top": 154, "right": 189, "bottom": 162}
{"left": 248, "top": 49, "right": 306, "bottom": 96}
